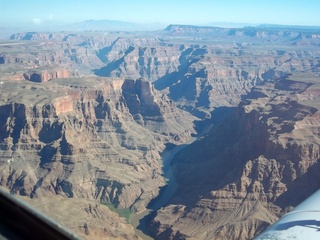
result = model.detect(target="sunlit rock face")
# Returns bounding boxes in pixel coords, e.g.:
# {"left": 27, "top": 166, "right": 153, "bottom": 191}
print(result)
{"left": 1, "top": 25, "right": 320, "bottom": 239}
{"left": 5, "top": 28, "right": 320, "bottom": 119}
{"left": 0, "top": 77, "right": 196, "bottom": 210}
{"left": 149, "top": 73, "right": 320, "bottom": 239}
{"left": 23, "top": 69, "right": 72, "bottom": 82}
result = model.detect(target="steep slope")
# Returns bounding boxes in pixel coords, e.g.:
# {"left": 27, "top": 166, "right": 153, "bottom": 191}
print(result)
{"left": 1, "top": 27, "right": 320, "bottom": 239}
{"left": 149, "top": 73, "right": 320, "bottom": 239}
{"left": 91, "top": 29, "right": 320, "bottom": 118}
{"left": 4, "top": 29, "right": 320, "bottom": 119}
{"left": 0, "top": 77, "right": 196, "bottom": 238}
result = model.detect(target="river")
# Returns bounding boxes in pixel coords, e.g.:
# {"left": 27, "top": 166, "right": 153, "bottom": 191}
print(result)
{"left": 130, "top": 124, "right": 213, "bottom": 239}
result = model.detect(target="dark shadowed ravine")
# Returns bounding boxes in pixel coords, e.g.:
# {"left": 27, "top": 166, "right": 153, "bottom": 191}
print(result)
{"left": 130, "top": 125, "right": 213, "bottom": 239}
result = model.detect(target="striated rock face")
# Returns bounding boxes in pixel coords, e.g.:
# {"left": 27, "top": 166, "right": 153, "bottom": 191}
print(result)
{"left": 23, "top": 69, "right": 72, "bottom": 82}
{"left": 0, "top": 35, "right": 115, "bottom": 81}
{"left": 164, "top": 24, "right": 320, "bottom": 46}
{"left": 94, "top": 38, "right": 181, "bottom": 81}
{"left": 10, "top": 32, "right": 66, "bottom": 41}
{"left": 51, "top": 96, "right": 74, "bottom": 115}
{"left": 4, "top": 29, "right": 320, "bottom": 119}
{"left": 0, "top": 77, "right": 196, "bottom": 238}
{"left": 1, "top": 27, "right": 320, "bottom": 239}
{"left": 92, "top": 33, "right": 320, "bottom": 118}
{"left": 149, "top": 73, "right": 320, "bottom": 239}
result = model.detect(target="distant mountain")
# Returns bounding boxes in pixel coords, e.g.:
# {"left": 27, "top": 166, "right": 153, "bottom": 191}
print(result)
{"left": 64, "top": 19, "right": 165, "bottom": 31}
{"left": 0, "top": 19, "right": 165, "bottom": 39}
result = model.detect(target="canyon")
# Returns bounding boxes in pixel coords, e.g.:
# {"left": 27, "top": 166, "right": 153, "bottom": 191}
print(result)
{"left": 149, "top": 73, "right": 320, "bottom": 239}
{"left": 0, "top": 25, "right": 320, "bottom": 239}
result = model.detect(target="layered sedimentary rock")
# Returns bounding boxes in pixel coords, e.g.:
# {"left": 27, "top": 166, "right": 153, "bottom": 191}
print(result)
{"left": 90, "top": 28, "right": 320, "bottom": 118}
{"left": 164, "top": 24, "right": 320, "bottom": 46}
{"left": 5, "top": 28, "right": 320, "bottom": 119}
{"left": 0, "top": 77, "right": 195, "bottom": 207}
{"left": 23, "top": 69, "right": 72, "bottom": 82}
{"left": 149, "top": 73, "right": 320, "bottom": 239}
{"left": 0, "top": 77, "right": 196, "bottom": 238}
{"left": 1, "top": 26, "right": 320, "bottom": 239}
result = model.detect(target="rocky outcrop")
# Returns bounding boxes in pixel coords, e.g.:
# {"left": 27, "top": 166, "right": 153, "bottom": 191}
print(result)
{"left": 51, "top": 96, "right": 74, "bottom": 115}
{"left": 1, "top": 27, "right": 320, "bottom": 239}
{"left": 149, "top": 73, "right": 320, "bottom": 239}
{"left": 10, "top": 32, "right": 66, "bottom": 41}
{"left": 0, "top": 77, "right": 196, "bottom": 238}
{"left": 164, "top": 25, "right": 320, "bottom": 46}
{"left": 23, "top": 69, "right": 72, "bottom": 82}
{"left": 3, "top": 29, "right": 320, "bottom": 120}
{"left": 93, "top": 35, "right": 320, "bottom": 118}
{"left": 94, "top": 38, "right": 181, "bottom": 81}
{"left": 0, "top": 35, "right": 109, "bottom": 80}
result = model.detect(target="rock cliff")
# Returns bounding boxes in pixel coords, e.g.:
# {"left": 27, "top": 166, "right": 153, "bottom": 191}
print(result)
{"left": 0, "top": 77, "right": 196, "bottom": 239}
{"left": 22, "top": 69, "right": 72, "bottom": 82}
{"left": 1, "top": 26, "right": 320, "bottom": 239}
{"left": 149, "top": 73, "right": 320, "bottom": 239}
{"left": 5, "top": 29, "right": 320, "bottom": 119}
{"left": 90, "top": 29, "right": 320, "bottom": 118}
{"left": 0, "top": 77, "right": 195, "bottom": 207}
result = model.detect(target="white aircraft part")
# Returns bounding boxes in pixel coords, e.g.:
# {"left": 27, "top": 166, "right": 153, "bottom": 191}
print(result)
{"left": 255, "top": 189, "right": 320, "bottom": 240}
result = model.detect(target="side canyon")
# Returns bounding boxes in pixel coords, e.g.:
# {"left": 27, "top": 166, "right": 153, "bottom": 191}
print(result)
{"left": 0, "top": 25, "right": 320, "bottom": 239}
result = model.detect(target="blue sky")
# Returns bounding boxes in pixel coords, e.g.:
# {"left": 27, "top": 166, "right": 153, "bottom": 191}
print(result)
{"left": 1, "top": 0, "right": 320, "bottom": 27}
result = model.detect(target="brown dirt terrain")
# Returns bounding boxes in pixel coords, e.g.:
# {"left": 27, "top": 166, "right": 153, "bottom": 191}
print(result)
{"left": 20, "top": 195, "right": 139, "bottom": 240}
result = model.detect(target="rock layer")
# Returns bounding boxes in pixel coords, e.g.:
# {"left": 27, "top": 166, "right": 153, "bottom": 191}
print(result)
{"left": 6, "top": 28, "right": 320, "bottom": 119}
{"left": 0, "top": 77, "right": 196, "bottom": 239}
{"left": 1, "top": 26, "right": 320, "bottom": 239}
{"left": 149, "top": 73, "right": 320, "bottom": 239}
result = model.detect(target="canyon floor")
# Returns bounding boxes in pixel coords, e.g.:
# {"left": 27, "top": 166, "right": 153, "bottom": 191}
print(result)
{"left": 0, "top": 25, "right": 320, "bottom": 239}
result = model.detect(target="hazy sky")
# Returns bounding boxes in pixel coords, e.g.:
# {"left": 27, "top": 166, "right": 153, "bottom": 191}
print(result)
{"left": 1, "top": 0, "right": 320, "bottom": 27}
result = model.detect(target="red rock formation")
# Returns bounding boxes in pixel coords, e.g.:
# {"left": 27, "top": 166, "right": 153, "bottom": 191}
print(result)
{"left": 23, "top": 69, "right": 71, "bottom": 82}
{"left": 52, "top": 96, "right": 74, "bottom": 115}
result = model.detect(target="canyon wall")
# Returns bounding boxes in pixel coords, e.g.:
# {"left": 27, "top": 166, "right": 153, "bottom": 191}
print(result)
{"left": 0, "top": 77, "right": 195, "bottom": 209}
{"left": 149, "top": 73, "right": 320, "bottom": 239}
{"left": 1, "top": 25, "right": 320, "bottom": 239}
{"left": 6, "top": 28, "right": 320, "bottom": 119}
{"left": 0, "top": 77, "right": 196, "bottom": 239}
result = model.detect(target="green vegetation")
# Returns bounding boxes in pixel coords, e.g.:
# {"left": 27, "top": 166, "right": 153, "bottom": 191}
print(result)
{"left": 102, "top": 202, "right": 132, "bottom": 224}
